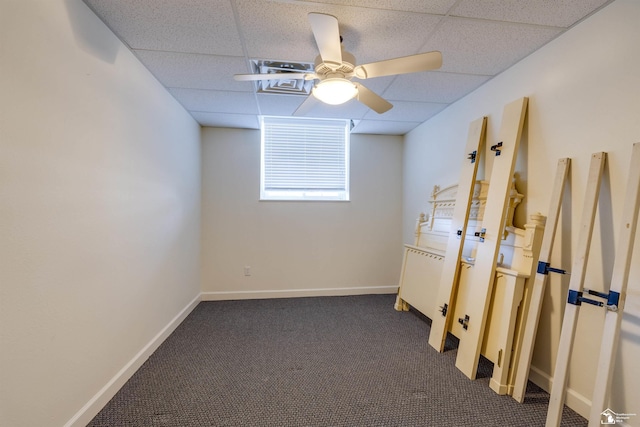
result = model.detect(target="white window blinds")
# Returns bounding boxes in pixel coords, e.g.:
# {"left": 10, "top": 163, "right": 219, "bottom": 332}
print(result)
{"left": 260, "top": 116, "right": 350, "bottom": 201}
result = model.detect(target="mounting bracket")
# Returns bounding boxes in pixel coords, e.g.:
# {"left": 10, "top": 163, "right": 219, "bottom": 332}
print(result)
{"left": 474, "top": 228, "right": 486, "bottom": 242}
{"left": 458, "top": 314, "right": 470, "bottom": 330}
{"left": 468, "top": 150, "right": 477, "bottom": 163}
{"left": 439, "top": 303, "right": 448, "bottom": 317}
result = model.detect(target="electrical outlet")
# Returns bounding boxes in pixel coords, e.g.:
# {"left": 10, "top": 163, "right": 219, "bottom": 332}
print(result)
{"left": 244, "top": 266, "right": 251, "bottom": 276}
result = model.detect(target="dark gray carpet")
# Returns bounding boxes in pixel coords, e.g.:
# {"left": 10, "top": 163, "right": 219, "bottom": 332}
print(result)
{"left": 89, "top": 294, "right": 586, "bottom": 426}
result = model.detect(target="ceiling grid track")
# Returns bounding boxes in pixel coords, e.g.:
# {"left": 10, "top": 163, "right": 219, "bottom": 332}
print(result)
{"left": 82, "top": 0, "right": 616, "bottom": 134}
{"left": 229, "top": 0, "right": 263, "bottom": 117}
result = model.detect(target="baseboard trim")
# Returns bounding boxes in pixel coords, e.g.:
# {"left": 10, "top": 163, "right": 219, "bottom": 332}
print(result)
{"left": 201, "top": 286, "right": 399, "bottom": 301}
{"left": 65, "top": 293, "right": 201, "bottom": 427}
{"left": 528, "top": 365, "right": 592, "bottom": 419}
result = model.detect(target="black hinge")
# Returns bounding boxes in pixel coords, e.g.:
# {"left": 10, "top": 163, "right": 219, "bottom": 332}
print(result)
{"left": 468, "top": 150, "right": 477, "bottom": 163}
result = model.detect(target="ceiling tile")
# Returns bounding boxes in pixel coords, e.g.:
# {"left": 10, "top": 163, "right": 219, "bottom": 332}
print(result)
{"left": 168, "top": 88, "right": 259, "bottom": 114}
{"left": 257, "top": 94, "right": 307, "bottom": 116}
{"left": 234, "top": 0, "right": 442, "bottom": 65}
{"left": 352, "top": 120, "right": 421, "bottom": 135}
{"left": 339, "top": 9, "right": 442, "bottom": 65}
{"left": 299, "top": 98, "right": 370, "bottom": 120}
{"left": 364, "top": 101, "right": 447, "bottom": 122}
{"left": 452, "top": 0, "right": 612, "bottom": 28}
{"left": 276, "top": 0, "right": 458, "bottom": 15}
{"left": 84, "top": 0, "right": 243, "bottom": 55}
{"left": 191, "top": 112, "right": 260, "bottom": 129}
{"left": 426, "top": 17, "right": 562, "bottom": 75}
{"left": 233, "top": 0, "right": 332, "bottom": 63}
{"left": 384, "top": 72, "right": 491, "bottom": 103}
{"left": 352, "top": 76, "right": 395, "bottom": 97}
{"left": 134, "top": 51, "right": 252, "bottom": 91}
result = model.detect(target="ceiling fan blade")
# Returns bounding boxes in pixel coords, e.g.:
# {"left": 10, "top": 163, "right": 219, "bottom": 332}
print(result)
{"left": 234, "top": 72, "right": 315, "bottom": 81}
{"left": 308, "top": 13, "right": 342, "bottom": 66}
{"left": 293, "top": 94, "right": 317, "bottom": 116}
{"left": 354, "top": 51, "right": 442, "bottom": 79}
{"left": 355, "top": 83, "right": 392, "bottom": 114}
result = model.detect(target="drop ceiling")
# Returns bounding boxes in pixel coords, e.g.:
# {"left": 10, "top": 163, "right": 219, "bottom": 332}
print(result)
{"left": 83, "top": 0, "right": 613, "bottom": 135}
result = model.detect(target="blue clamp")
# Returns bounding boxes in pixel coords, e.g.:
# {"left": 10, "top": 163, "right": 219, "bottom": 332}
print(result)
{"left": 567, "top": 289, "right": 620, "bottom": 311}
{"left": 537, "top": 261, "right": 568, "bottom": 275}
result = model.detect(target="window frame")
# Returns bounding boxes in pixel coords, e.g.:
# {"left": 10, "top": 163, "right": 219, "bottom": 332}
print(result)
{"left": 260, "top": 116, "right": 350, "bottom": 202}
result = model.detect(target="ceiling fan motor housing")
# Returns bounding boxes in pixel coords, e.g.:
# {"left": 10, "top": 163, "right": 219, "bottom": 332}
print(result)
{"left": 314, "top": 49, "right": 356, "bottom": 80}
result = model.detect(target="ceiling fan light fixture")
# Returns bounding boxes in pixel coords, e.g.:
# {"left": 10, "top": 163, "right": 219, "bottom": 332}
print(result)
{"left": 312, "top": 78, "right": 358, "bottom": 105}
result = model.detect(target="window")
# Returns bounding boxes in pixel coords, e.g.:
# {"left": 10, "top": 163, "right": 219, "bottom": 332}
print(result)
{"left": 260, "top": 116, "right": 350, "bottom": 201}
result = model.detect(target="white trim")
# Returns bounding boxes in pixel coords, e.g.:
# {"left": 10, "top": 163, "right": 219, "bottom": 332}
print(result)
{"left": 202, "top": 286, "right": 399, "bottom": 301}
{"left": 64, "top": 294, "right": 202, "bottom": 427}
{"left": 528, "top": 365, "right": 591, "bottom": 418}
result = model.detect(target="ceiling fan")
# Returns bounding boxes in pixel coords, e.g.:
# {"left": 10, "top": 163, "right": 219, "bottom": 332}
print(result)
{"left": 233, "top": 12, "right": 442, "bottom": 114}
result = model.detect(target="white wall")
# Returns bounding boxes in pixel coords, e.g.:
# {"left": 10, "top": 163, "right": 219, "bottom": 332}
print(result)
{"left": 201, "top": 128, "right": 403, "bottom": 299}
{"left": 403, "top": 0, "right": 640, "bottom": 420}
{"left": 0, "top": 1, "right": 201, "bottom": 426}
